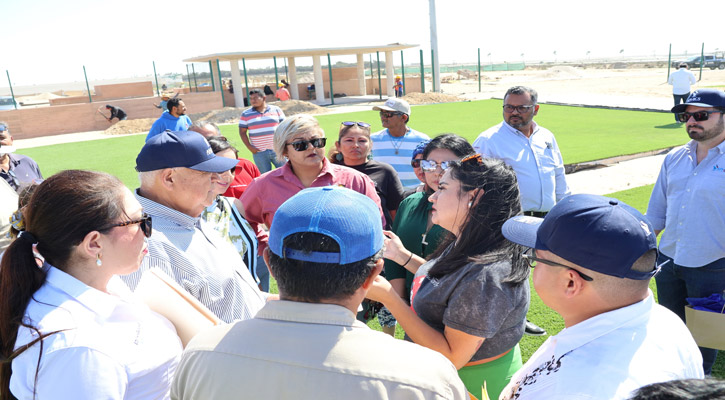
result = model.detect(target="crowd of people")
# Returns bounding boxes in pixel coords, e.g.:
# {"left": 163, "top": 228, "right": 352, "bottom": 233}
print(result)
{"left": 0, "top": 84, "right": 723, "bottom": 400}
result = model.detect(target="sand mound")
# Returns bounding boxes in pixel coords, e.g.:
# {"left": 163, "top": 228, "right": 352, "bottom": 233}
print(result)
{"left": 402, "top": 92, "right": 464, "bottom": 104}
{"left": 189, "top": 107, "right": 246, "bottom": 124}
{"left": 540, "top": 66, "right": 583, "bottom": 80}
{"left": 104, "top": 118, "right": 157, "bottom": 135}
{"left": 276, "top": 100, "right": 326, "bottom": 115}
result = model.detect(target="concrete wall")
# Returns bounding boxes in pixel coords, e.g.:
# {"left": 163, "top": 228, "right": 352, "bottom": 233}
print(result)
{"left": 0, "top": 91, "right": 222, "bottom": 139}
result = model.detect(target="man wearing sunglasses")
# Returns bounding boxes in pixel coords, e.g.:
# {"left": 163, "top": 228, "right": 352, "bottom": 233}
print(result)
{"left": 473, "top": 86, "right": 569, "bottom": 336}
{"left": 121, "top": 130, "right": 267, "bottom": 324}
{"left": 371, "top": 98, "right": 430, "bottom": 188}
{"left": 646, "top": 88, "right": 725, "bottom": 375}
{"left": 500, "top": 194, "right": 703, "bottom": 400}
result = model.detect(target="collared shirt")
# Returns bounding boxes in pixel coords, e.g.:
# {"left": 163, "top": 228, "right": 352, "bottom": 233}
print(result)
{"left": 473, "top": 121, "right": 569, "bottom": 212}
{"left": 646, "top": 140, "right": 725, "bottom": 267}
{"left": 172, "top": 300, "right": 468, "bottom": 400}
{"left": 238, "top": 105, "right": 285, "bottom": 150}
{"left": 120, "top": 191, "right": 266, "bottom": 323}
{"left": 240, "top": 158, "right": 384, "bottom": 249}
{"left": 11, "top": 265, "right": 181, "bottom": 399}
{"left": 371, "top": 128, "right": 431, "bottom": 188}
{"left": 500, "top": 293, "right": 703, "bottom": 400}
{"left": 668, "top": 68, "right": 697, "bottom": 95}
{"left": 1, "top": 153, "right": 43, "bottom": 191}
{"left": 146, "top": 113, "right": 193, "bottom": 142}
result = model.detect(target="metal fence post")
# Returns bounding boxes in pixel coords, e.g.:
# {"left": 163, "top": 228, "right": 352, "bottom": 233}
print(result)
{"left": 273, "top": 56, "right": 279, "bottom": 88}
{"left": 153, "top": 61, "right": 160, "bottom": 96}
{"left": 699, "top": 42, "right": 704, "bottom": 81}
{"left": 419, "top": 49, "right": 425, "bottom": 94}
{"left": 376, "top": 51, "right": 382, "bottom": 100}
{"left": 431, "top": 49, "right": 436, "bottom": 92}
{"left": 401, "top": 50, "right": 406, "bottom": 96}
{"left": 185, "top": 64, "right": 193, "bottom": 90}
{"left": 327, "top": 53, "right": 335, "bottom": 105}
{"left": 217, "top": 59, "right": 225, "bottom": 107}
{"left": 477, "top": 48, "right": 481, "bottom": 92}
{"left": 208, "top": 61, "right": 215, "bottom": 91}
{"left": 83, "top": 65, "right": 92, "bottom": 103}
{"left": 242, "top": 58, "right": 250, "bottom": 105}
{"left": 191, "top": 64, "right": 199, "bottom": 92}
{"left": 6, "top": 70, "right": 17, "bottom": 109}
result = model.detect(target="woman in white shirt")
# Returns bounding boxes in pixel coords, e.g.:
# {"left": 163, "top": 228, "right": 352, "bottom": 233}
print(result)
{"left": 0, "top": 170, "right": 182, "bottom": 399}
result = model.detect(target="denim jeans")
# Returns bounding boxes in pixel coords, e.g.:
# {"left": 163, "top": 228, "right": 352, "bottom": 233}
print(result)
{"left": 252, "top": 149, "right": 284, "bottom": 174}
{"left": 655, "top": 253, "right": 725, "bottom": 374}
{"left": 255, "top": 253, "right": 270, "bottom": 292}
{"left": 673, "top": 93, "right": 690, "bottom": 121}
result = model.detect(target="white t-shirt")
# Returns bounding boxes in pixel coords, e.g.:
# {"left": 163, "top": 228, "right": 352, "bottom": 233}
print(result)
{"left": 499, "top": 292, "right": 703, "bottom": 400}
{"left": 668, "top": 68, "right": 697, "bottom": 95}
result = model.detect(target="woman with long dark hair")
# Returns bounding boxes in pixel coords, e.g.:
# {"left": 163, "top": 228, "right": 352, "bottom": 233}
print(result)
{"left": 0, "top": 170, "right": 181, "bottom": 399}
{"left": 367, "top": 155, "right": 530, "bottom": 399}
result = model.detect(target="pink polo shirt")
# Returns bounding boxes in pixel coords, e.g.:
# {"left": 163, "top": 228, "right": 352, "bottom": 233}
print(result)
{"left": 240, "top": 158, "right": 384, "bottom": 250}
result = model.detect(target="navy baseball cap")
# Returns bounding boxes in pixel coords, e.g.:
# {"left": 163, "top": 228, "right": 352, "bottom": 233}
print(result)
{"left": 269, "top": 186, "right": 384, "bottom": 265}
{"left": 136, "top": 130, "right": 238, "bottom": 173}
{"left": 411, "top": 139, "right": 431, "bottom": 160}
{"left": 502, "top": 194, "right": 658, "bottom": 280}
{"left": 672, "top": 89, "right": 725, "bottom": 113}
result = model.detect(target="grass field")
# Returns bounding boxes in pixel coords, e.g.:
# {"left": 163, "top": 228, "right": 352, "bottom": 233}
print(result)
{"left": 19, "top": 99, "right": 689, "bottom": 189}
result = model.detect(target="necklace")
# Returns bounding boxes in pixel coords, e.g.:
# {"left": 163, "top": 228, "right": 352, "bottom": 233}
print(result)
{"left": 388, "top": 128, "right": 409, "bottom": 155}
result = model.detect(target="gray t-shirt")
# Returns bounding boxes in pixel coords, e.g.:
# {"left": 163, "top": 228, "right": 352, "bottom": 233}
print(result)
{"left": 410, "top": 254, "right": 529, "bottom": 361}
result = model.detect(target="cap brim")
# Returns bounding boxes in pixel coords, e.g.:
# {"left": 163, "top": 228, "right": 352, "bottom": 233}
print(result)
{"left": 502, "top": 216, "right": 544, "bottom": 248}
{"left": 189, "top": 155, "right": 239, "bottom": 173}
{"left": 672, "top": 102, "right": 715, "bottom": 113}
{"left": 373, "top": 105, "right": 396, "bottom": 112}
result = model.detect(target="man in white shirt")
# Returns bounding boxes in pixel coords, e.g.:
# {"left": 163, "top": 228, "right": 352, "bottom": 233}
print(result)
{"left": 173, "top": 187, "right": 468, "bottom": 400}
{"left": 499, "top": 194, "right": 704, "bottom": 400}
{"left": 473, "top": 86, "right": 570, "bottom": 336}
{"left": 668, "top": 63, "right": 697, "bottom": 122}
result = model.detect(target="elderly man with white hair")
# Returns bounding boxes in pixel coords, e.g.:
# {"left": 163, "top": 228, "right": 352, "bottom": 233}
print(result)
{"left": 120, "top": 130, "right": 266, "bottom": 323}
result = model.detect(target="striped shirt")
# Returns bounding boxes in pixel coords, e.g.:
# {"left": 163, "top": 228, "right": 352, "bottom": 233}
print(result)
{"left": 120, "top": 191, "right": 266, "bottom": 323}
{"left": 238, "top": 105, "right": 285, "bottom": 151}
{"left": 371, "top": 128, "right": 430, "bottom": 188}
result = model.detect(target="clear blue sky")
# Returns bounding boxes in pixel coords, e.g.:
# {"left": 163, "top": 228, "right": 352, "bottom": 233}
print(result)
{"left": 2, "top": 0, "right": 724, "bottom": 86}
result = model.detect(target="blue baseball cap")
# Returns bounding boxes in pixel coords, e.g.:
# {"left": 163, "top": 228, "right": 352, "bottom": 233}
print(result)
{"left": 502, "top": 194, "right": 658, "bottom": 280}
{"left": 672, "top": 89, "right": 725, "bottom": 113}
{"left": 269, "top": 186, "right": 384, "bottom": 265}
{"left": 0, "top": 123, "right": 8, "bottom": 132}
{"left": 411, "top": 139, "right": 431, "bottom": 160}
{"left": 136, "top": 130, "right": 238, "bottom": 173}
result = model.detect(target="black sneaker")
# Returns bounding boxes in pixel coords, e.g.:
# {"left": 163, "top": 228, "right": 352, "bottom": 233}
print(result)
{"left": 524, "top": 319, "right": 547, "bottom": 336}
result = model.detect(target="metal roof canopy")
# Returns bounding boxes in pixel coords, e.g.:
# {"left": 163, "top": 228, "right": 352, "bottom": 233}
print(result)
{"left": 183, "top": 43, "right": 418, "bottom": 63}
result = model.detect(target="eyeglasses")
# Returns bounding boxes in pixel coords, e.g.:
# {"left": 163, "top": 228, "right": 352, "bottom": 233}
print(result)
{"left": 503, "top": 104, "right": 535, "bottom": 113}
{"left": 380, "top": 111, "right": 404, "bottom": 118}
{"left": 341, "top": 121, "right": 371, "bottom": 128}
{"left": 100, "top": 213, "right": 153, "bottom": 238}
{"left": 676, "top": 110, "right": 725, "bottom": 123}
{"left": 421, "top": 159, "right": 453, "bottom": 173}
{"left": 411, "top": 159, "right": 421, "bottom": 168}
{"left": 522, "top": 249, "right": 593, "bottom": 281}
{"left": 286, "top": 137, "right": 327, "bottom": 152}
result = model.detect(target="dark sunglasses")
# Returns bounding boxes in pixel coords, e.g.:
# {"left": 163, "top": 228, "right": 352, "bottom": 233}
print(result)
{"left": 100, "top": 213, "right": 153, "bottom": 238}
{"left": 341, "top": 121, "right": 371, "bottom": 128}
{"left": 522, "top": 249, "right": 593, "bottom": 281}
{"left": 676, "top": 110, "right": 724, "bottom": 123}
{"left": 287, "top": 137, "right": 327, "bottom": 152}
{"left": 420, "top": 159, "right": 453, "bottom": 173}
{"left": 380, "top": 111, "right": 404, "bottom": 118}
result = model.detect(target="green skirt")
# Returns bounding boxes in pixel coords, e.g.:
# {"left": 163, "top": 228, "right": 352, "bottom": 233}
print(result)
{"left": 458, "top": 344, "right": 522, "bottom": 400}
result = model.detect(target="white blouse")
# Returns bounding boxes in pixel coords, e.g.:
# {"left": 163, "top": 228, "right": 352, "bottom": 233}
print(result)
{"left": 11, "top": 265, "right": 182, "bottom": 399}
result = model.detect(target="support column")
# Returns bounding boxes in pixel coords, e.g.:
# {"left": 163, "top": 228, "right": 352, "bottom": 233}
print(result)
{"left": 230, "top": 59, "right": 244, "bottom": 107}
{"left": 385, "top": 51, "right": 395, "bottom": 97}
{"left": 312, "top": 55, "right": 325, "bottom": 103}
{"left": 356, "top": 53, "right": 366, "bottom": 96}
{"left": 210, "top": 60, "right": 222, "bottom": 94}
{"left": 288, "top": 57, "right": 299, "bottom": 100}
